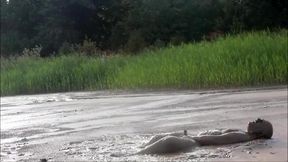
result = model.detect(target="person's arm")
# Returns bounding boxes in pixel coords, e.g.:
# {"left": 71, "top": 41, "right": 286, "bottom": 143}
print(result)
{"left": 197, "top": 129, "right": 223, "bottom": 136}
{"left": 192, "top": 132, "right": 252, "bottom": 146}
{"left": 198, "top": 129, "right": 241, "bottom": 136}
{"left": 222, "top": 129, "right": 241, "bottom": 133}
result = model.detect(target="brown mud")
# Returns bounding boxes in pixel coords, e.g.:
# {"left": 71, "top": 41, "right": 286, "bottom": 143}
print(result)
{"left": 1, "top": 87, "right": 287, "bottom": 161}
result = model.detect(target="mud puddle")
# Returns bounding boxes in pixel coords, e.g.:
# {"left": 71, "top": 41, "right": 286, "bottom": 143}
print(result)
{"left": 1, "top": 87, "right": 287, "bottom": 161}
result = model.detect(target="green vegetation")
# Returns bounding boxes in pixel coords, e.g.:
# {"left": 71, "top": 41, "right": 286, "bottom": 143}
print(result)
{"left": 1, "top": 55, "right": 127, "bottom": 95}
{"left": 1, "top": 30, "right": 287, "bottom": 96}
{"left": 110, "top": 30, "right": 287, "bottom": 89}
{"left": 1, "top": 0, "right": 287, "bottom": 57}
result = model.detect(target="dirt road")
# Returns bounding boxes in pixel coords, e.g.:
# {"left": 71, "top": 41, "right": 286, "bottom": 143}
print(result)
{"left": 1, "top": 87, "right": 287, "bottom": 161}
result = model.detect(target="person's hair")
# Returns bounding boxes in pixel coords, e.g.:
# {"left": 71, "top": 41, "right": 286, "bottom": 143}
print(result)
{"left": 247, "top": 118, "right": 273, "bottom": 139}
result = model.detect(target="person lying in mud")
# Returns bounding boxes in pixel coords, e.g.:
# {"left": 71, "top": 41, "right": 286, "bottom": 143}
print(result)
{"left": 137, "top": 118, "right": 273, "bottom": 155}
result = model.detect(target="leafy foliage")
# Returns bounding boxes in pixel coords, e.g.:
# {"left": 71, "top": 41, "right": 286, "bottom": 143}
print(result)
{"left": 1, "top": 0, "right": 287, "bottom": 56}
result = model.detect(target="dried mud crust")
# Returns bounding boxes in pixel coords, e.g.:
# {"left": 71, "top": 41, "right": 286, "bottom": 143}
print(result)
{"left": 0, "top": 141, "right": 33, "bottom": 161}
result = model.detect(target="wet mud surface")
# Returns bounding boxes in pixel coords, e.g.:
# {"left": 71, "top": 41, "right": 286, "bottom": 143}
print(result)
{"left": 1, "top": 87, "right": 287, "bottom": 161}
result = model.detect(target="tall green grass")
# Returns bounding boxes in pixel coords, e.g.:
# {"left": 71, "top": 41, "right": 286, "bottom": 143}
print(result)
{"left": 1, "top": 55, "right": 127, "bottom": 96}
{"left": 1, "top": 30, "right": 287, "bottom": 96}
{"left": 109, "top": 30, "right": 287, "bottom": 89}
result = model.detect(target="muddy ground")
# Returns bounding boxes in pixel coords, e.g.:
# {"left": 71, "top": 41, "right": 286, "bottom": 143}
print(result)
{"left": 1, "top": 87, "right": 287, "bottom": 161}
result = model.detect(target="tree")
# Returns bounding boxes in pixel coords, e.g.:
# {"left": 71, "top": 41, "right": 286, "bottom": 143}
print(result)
{"left": 1, "top": 0, "right": 287, "bottom": 56}
{"left": 241, "top": 0, "right": 288, "bottom": 30}
{"left": 1, "top": 0, "right": 44, "bottom": 56}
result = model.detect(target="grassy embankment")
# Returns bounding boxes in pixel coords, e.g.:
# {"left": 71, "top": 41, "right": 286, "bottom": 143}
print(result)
{"left": 1, "top": 30, "right": 287, "bottom": 96}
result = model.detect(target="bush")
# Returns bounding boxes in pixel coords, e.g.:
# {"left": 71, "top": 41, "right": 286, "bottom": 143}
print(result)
{"left": 59, "top": 39, "right": 107, "bottom": 57}
{"left": 22, "top": 45, "right": 42, "bottom": 57}
{"left": 77, "top": 39, "right": 100, "bottom": 56}
{"left": 59, "top": 42, "right": 77, "bottom": 55}
{"left": 125, "top": 31, "right": 147, "bottom": 54}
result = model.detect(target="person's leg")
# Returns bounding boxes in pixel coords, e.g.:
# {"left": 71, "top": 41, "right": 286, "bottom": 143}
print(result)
{"left": 137, "top": 136, "right": 197, "bottom": 155}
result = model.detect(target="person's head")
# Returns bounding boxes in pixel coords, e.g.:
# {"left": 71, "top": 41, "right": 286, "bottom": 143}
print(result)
{"left": 247, "top": 118, "right": 273, "bottom": 139}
